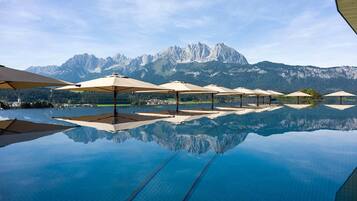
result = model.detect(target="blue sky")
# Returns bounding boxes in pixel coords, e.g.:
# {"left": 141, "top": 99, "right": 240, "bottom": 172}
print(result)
{"left": 0, "top": 0, "right": 356, "bottom": 69}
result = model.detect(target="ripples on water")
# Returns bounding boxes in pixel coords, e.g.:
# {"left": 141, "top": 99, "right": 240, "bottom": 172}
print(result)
{"left": 0, "top": 104, "right": 356, "bottom": 201}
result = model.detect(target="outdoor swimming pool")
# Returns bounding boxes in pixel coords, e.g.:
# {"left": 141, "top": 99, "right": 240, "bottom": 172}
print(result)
{"left": 0, "top": 104, "right": 356, "bottom": 201}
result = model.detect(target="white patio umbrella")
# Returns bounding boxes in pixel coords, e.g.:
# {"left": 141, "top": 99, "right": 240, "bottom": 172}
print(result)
{"left": 204, "top": 84, "right": 240, "bottom": 109}
{"left": 143, "top": 81, "right": 216, "bottom": 112}
{"left": 324, "top": 91, "right": 356, "bottom": 104}
{"left": 253, "top": 89, "right": 271, "bottom": 106}
{"left": 285, "top": 91, "right": 312, "bottom": 104}
{"left": 234, "top": 87, "right": 256, "bottom": 107}
{"left": 0, "top": 65, "right": 71, "bottom": 89}
{"left": 56, "top": 74, "right": 167, "bottom": 115}
{"left": 266, "top": 90, "right": 284, "bottom": 105}
{"left": 266, "top": 90, "right": 284, "bottom": 96}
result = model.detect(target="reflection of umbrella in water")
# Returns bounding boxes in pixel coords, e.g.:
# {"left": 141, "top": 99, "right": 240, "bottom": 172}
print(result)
{"left": 324, "top": 91, "right": 356, "bottom": 105}
{"left": 324, "top": 104, "right": 355, "bottom": 111}
{"left": 254, "top": 106, "right": 274, "bottom": 113}
{"left": 164, "top": 114, "right": 210, "bottom": 124}
{"left": 284, "top": 104, "right": 312, "bottom": 110}
{"left": 55, "top": 113, "right": 166, "bottom": 132}
{"left": 56, "top": 74, "right": 166, "bottom": 116}
{"left": 0, "top": 65, "right": 71, "bottom": 89}
{"left": 204, "top": 111, "right": 236, "bottom": 119}
{"left": 137, "top": 110, "right": 212, "bottom": 124}
{"left": 215, "top": 106, "right": 245, "bottom": 111}
{"left": 0, "top": 119, "right": 73, "bottom": 147}
{"left": 180, "top": 109, "right": 235, "bottom": 120}
{"left": 266, "top": 105, "right": 284, "bottom": 111}
{"left": 234, "top": 108, "right": 256, "bottom": 115}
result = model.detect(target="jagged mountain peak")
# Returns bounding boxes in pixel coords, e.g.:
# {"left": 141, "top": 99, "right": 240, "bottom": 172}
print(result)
{"left": 210, "top": 43, "right": 248, "bottom": 64}
{"left": 69, "top": 53, "right": 98, "bottom": 60}
{"left": 155, "top": 42, "right": 248, "bottom": 64}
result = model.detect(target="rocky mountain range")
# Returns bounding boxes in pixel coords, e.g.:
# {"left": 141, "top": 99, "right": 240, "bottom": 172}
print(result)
{"left": 27, "top": 42, "right": 357, "bottom": 93}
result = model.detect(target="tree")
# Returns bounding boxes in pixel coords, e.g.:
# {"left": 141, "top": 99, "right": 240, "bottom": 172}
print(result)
{"left": 301, "top": 88, "right": 322, "bottom": 99}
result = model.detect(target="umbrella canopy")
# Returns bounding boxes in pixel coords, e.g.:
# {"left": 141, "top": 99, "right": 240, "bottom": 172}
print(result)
{"left": 147, "top": 81, "right": 216, "bottom": 112}
{"left": 324, "top": 90, "right": 356, "bottom": 104}
{"left": 56, "top": 74, "right": 166, "bottom": 93}
{"left": 251, "top": 89, "right": 271, "bottom": 106}
{"left": 233, "top": 87, "right": 256, "bottom": 107}
{"left": 159, "top": 81, "right": 215, "bottom": 94}
{"left": 265, "top": 90, "right": 284, "bottom": 105}
{"left": 57, "top": 74, "right": 166, "bottom": 115}
{"left": 324, "top": 91, "right": 356, "bottom": 97}
{"left": 266, "top": 90, "right": 284, "bottom": 96}
{"left": 234, "top": 87, "right": 255, "bottom": 95}
{"left": 203, "top": 84, "right": 239, "bottom": 110}
{"left": 285, "top": 91, "right": 312, "bottom": 97}
{"left": 0, "top": 119, "right": 73, "bottom": 147}
{"left": 204, "top": 84, "right": 240, "bottom": 95}
{"left": 336, "top": 0, "right": 357, "bottom": 34}
{"left": 0, "top": 65, "right": 71, "bottom": 89}
{"left": 286, "top": 91, "right": 311, "bottom": 104}
{"left": 253, "top": 89, "right": 271, "bottom": 96}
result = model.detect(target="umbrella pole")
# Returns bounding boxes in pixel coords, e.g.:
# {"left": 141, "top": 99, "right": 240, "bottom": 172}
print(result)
{"left": 297, "top": 96, "right": 300, "bottom": 104}
{"left": 211, "top": 93, "right": 214, "bottom": 110}
{"left": 269, "top": 96, "right": 272, "bottom": 105}
{"left": 340, "top": 96, "right": 342, "bottom": 105}
{"left": 113, "top": 88, "right": 118, "bottom": 116}
{"left": 176, "top": 92, "right": 179, "bottom": 113}
{"left": 240, "top": 94, "right": 243, "bottom": 108}
{"left": 256, "top": 95, "right": 259, "bottom": 107}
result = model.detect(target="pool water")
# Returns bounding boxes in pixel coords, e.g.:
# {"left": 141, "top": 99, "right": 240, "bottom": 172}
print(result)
{"left": 0, "top": 104, "right": 356, "bottom": 201}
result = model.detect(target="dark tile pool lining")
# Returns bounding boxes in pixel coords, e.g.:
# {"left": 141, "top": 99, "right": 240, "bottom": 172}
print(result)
{"left": 126, "top": 153, "right": 178, "bottom": 201}
{"left": 182, "top": 154, "right": 218, "bottom": 201}
{"left": 126, "top": 153, "right": 219, "bottom": 201}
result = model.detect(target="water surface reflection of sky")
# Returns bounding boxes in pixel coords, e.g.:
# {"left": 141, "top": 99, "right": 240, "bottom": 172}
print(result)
{"left": 0, "top": 104, "right": 356, "bottom": 201}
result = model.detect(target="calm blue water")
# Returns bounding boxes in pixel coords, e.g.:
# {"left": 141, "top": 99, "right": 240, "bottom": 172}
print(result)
{"left": 0, "top": 104, "right": 356, "bottom": 201}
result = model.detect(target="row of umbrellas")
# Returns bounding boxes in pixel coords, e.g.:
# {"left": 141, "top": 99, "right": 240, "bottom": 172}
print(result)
{"left": 57, "top": 76, "right": 287, "bottom": 113}
{"left": 1, "top": 65, "right": 356, "bottom": 114}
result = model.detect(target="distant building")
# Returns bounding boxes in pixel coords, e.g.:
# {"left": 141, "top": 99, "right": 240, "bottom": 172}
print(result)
{"left": 146, "top": 99, "right": 170, "bottom": 105}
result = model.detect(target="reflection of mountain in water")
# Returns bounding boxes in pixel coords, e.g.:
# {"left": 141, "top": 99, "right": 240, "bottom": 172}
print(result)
{"left": 66, "top": 122, "right": 248, "bottom": 154}
{"left": 65, "top": 105, "right": 357, "bottom": 154}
